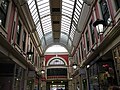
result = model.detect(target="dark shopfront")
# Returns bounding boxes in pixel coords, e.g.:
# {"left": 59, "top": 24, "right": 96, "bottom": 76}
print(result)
{"left": 0, "top": 63, "right": 25, "bottom": 90}
{"left": 87, "top": 59, "right": 117, "bottom": 90}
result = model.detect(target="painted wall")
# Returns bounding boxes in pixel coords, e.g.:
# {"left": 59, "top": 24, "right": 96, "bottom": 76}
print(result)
{"left": 45, "top": 54, "right": 69, "bottom": 65}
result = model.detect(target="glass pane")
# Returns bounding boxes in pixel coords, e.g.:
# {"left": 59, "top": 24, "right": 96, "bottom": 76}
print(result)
{"left": 62, "top": 9, "right": 73, "bottom": 16}
{"left": 28, "top": 0, "right": 33, "bottom": 5}
{"left": 28, "top": 1, "right": 35, "bottom": 8}
{"left": 62, "top": 16, "right": 71, "bottom": 22}
{"left": 27, "top": 0, "right": 84, "bottom": 50}
{"left": 61, "top": 33, "right": 68, "bottom": 40}
{"left": 38, "top": 3, "right": 49, "bottom": 9}
{"left": 63, "top": 0, "right": 74, "bottom": 6}
{"left": 37, "top": 0, "right": 49, "bottom": 5}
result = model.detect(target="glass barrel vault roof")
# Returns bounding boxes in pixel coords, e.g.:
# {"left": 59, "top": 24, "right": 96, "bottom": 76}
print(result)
{"left": 27, "top": 0, "right": 84, "bottom": 53}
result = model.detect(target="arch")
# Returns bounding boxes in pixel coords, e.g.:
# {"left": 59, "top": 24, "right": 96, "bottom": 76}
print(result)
{"left": 49, "top": 58, "right": 65, "bottom": 66}
{"left": 46, "top": 56, "right": 68, "bottom": 66}
{"left": 45, "top": 45, "right": 68, "bottom": 53}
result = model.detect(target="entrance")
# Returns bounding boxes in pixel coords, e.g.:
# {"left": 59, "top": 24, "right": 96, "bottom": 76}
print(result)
{"left": 46, "top": 81, "right": 68, "bottom": 90}
{"left": 50, "top": 84, "right": 65, "bottom": 90}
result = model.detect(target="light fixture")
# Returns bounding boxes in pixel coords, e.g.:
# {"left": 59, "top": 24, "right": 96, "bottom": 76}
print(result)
{"left": 61, "top": 81, "right": 63, "bottom": 83}
{"left": 27, "top": 51, "right": 33, "bottom": 60}
{"left": 87, "top": 65, "right": 90, "bottom": 68}
{"left": 72, "top": 63, "right": 77, "bottom": 69}
{"left": 41, "top": 70, "right": 45, "bottom": 74}
{"left": 16, "top": 78, "right": 19, "bottom": 81}
{"left": 93, "top": 19, "right": 106, "bottom": 34}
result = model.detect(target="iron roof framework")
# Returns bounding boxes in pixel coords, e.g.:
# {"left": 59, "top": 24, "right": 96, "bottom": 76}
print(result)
{"left": 27, "top": 0, "right": 84, "bottom": 53}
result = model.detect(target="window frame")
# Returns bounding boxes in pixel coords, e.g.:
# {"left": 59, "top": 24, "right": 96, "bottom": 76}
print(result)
{"left": 16, "top": 20, "right": 22, "bottom": 45}
{"left": 0, "top": 0, "right": 9, "bottom": 27}
{"left": 22, "top": 30, "right": 26, "bottom": 51}
{"left": 85, "top": 30, "right": 90, "bottom": 52}
{"left": 99, "top": 0, "right": 110, "bottom": 25}
{"left": 80, "top": 41, "right": 84, "bottom": 59}
{"left": 115, "top": 0, "right": 120, "bottom": 11}
{"left": 89, "top": 20, "right": 95, "bottom": 45}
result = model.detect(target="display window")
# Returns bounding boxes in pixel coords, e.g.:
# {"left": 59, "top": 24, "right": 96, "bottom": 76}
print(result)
{"left": 113, "top": 45, "right": 120, "bottom": 85}
{"left": 88, "top": 60, "right": 116, "bottom": 90}
{"left": 98, "top": 62, "right": 115, "bottom": 90}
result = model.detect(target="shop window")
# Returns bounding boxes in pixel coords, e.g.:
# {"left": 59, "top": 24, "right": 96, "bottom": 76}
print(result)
{"left": 115, "top": 0, "right": 120, "bottom": 11}
{"left": 0, "top": 0, "right": 9, "bottom": 27}
{"left": 99, "top": 0, "right": 110, "bottom": 25}
{"left": 88, "top": 64, "right": 99, "bottom": 90}
{"left": 89, "top": 20, "right": 95, "bottom": 45}
{"left": 82, "top": 79, "right": 87, "bottom": 90}
{"left": 22, "top": 30, "right": 26, "bottom": 51}
{"left": 14, "top": 66, "right": 25, "bottom": 90}
{"left": 98, "top": 61, "right": 116, "bottom": 90}
{"left": 16, "top": 21, "right": 21, "bottom": 45}
{"left": 113, "top": 46, "right": 120, "bottom": 85}
{"left": 85, "top": 30, "right": 90, "bottom": 52}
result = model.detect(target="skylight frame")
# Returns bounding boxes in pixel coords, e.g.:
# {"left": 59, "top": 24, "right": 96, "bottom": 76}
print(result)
{"left": 28, "top": 0, "right": 84, "bottom": 52}
{"left": 61, "top": 0, "right": 75, "bottom": 37}
{"left": 60, "top": 0, "right": 84, "bottom": 48}
{"left": 28, "top": 0, "right": 53, "bottom": 48}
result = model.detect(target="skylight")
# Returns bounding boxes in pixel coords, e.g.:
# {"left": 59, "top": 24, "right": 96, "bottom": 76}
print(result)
{"left": 28, "top": 0, "right": 52, "bottom": 45}
{"left": 60, "top": 0, "right": 83, "bottom": 44}
{"left": 27, "top": 0, "right": 84, "bottom": 52}
{"left": 46, "top": 45, "right": 68, "bottom": 53}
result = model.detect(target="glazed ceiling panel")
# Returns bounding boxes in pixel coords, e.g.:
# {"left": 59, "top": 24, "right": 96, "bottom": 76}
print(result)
{"left": 27, "top": 0, "right": 84, "bottom": 53}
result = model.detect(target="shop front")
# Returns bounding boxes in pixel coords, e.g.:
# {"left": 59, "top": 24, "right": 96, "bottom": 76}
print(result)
{"left": 87, "top": 59, "right": 117, "bottom": 90}
{"left": 113, "top": 44, "right": 120, "bottom": 85}
{"left": 79, "top": 68, "right": 87, "bottom": 90}
{"left": 27, "top": 71, "right": 36, "bottom": 90}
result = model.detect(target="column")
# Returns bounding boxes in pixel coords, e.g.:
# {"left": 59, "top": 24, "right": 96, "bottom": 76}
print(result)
{"left": 68, "top": 80, "right": 72, "bottom": 90}
{"left": 41, "top": 81, "right": 46, "bottom": 90}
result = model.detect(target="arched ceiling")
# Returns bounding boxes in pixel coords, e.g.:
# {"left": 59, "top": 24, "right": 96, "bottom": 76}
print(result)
{"left": 27, "top": 0, "right": 84, "bottom": 54}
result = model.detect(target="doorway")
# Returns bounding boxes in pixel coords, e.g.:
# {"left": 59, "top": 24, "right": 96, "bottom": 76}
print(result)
{"left": 50, "top": 84, "right": 65, "bottom": 90}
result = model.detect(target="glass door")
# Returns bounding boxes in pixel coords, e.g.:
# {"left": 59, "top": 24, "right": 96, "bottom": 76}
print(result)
{"left": 50, "top": 84, "right": 65, "bottom": 90}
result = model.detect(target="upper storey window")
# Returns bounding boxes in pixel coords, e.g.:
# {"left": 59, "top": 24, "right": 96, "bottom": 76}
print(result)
{"left": 0, "top": 0, "right": 9, "bottom": 27}
{"left": 16, "top": 21, "right": 22, "bottom": 45}
{"left": 89, "top": 20, "right": 95, "bottom": 45}
{"left": 22, "top": 30, "right": 26, "bottom": 51}
{"left": 85, "top": 30, "right": 90, "bottom": 52}
{"left": 99, "top": 0, "right": 110, "bottom": 25}
{"left": 115, "top": 0, "right": 120, "bottom": 11}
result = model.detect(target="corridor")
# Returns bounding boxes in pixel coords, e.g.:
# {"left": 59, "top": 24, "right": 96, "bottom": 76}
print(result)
{"left": 0, "top": 0, "right": 120, "bottom": 90}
